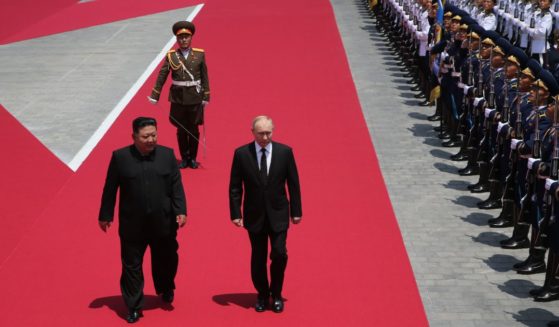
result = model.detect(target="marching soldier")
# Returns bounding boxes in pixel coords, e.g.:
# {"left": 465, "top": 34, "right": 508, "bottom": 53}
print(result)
{"left": 148, "top": 21, "right": 211, "bottom": 169}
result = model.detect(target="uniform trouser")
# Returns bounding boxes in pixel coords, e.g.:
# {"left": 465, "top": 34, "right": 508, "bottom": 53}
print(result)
{"left": 170, "top": 103, "right": 201, "bottom": 161}
{"left": 248, "top": 219, "right": 288, "bottom": 299}
{"left": 120, "top": 235, "right": 179, "bottom": 311}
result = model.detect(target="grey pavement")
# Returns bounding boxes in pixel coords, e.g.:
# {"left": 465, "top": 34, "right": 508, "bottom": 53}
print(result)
{"left": 0, "top": 6, "right": 197, "bottom": 167}
{"left": 331, "top": 0, "right": 559, "bottom": 326}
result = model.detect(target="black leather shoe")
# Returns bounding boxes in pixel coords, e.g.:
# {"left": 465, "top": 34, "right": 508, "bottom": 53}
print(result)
{"left": 534, "top": 289, "right": 559, "bottom": 302}
{"left": 161, "top": 290, "right": 174, "bottom": 303}
{"left": 271, "top": 298, "right": 284, "bottom": 313}
{"left": 548, "top": 320, "right": 559, "bottom": 326}
{"left": 255, "top": 298, "right": 268, "bottom": 312}
{"left": 178, "top": 159, "right": 189, "bottom": 169}
{"left": 500, "top": 238, "right": 529, "bottom": 249}
{"left": 418, "top": 100, "right": 433, "bottom": 107}
{"left": 450, "top": 153, "right": 469, "bottom": 161}
{"left": 438, "top": 132, "right": 451, "bottom": 140}
{"left": 470, "top": 184, "right": 489, "bottom": 193}
{"left": 410, "top": 85, "right": 422, "bottom": 91}
{"left": 516, "top": 261, "right": 546, "bottom": 275}
{"left": 433, "top": 125, "right": 445, "bottom": 132}
{"left": 126, "top": 310, "right": 142, "bottom": 323}
{"left": 478, "top": 199, "right": 502, "bottom": 210}
{"left": 488, "top": 216, "right": 513, "bottom": 228}
{"left": 188, "top": 160, "right": 199, "bottom": 169}
{"left": 442, "top": 140, "right": 462, "bottom": 148}
{"left": 413, "top": 93, "right": 425, "bottom": 99}
{"left": 459, "top": 167, "right": 479, "bottom": 176}
{"left": 427, "top": 114, "right": 441, "bottom": 121}
{"left": 529, "top": 286, "right": 547, "bottom": 297}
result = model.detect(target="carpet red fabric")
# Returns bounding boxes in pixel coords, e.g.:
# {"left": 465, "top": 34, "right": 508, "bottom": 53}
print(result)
{"left": 0, "top": 0, "right": 428, "bottom": 326}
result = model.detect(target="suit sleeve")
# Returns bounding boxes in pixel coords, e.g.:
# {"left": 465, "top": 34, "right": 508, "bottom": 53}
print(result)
{"left": 286, "top": 148, "right": 302, "bottom": 217}
{"left": 150, "top": 58, "right": 171, "bottom": 101}
{"left": 170, "top": 150, "right": 187, "bottom": 216}
{"left": 99, "top": 152, "right": 119, "bottom": 222}
{"left": 229, "top": 150, "right": 243, "bottom": 219}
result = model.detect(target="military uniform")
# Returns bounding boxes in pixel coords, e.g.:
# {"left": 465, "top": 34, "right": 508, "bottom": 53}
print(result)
{"left": 150, "top": 21, "right": 210, "bottom": 169}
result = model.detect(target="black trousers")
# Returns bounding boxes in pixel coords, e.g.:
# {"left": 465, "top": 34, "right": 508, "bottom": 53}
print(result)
{"left": 169, "top": 103, "right": 202, "bottom": 161}
{"left": 120, "top": 235, "right": 179, "bottom": 311}
{"left": 248, "top": 220, "right": 288, "bottom": 299}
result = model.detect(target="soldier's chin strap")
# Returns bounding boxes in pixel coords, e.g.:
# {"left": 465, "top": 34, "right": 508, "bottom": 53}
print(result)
{"left": 169, "top": 109, "right": 208, "bottom": 159}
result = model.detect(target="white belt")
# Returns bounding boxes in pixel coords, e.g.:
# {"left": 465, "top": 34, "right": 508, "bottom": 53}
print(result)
{"left": 172, "top": 80, "right": 201, "bottom": 87}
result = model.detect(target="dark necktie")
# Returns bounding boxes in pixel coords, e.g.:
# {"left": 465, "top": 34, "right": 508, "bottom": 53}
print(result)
{"left": 260, "top": 148, "right": 268, "bottom": 183}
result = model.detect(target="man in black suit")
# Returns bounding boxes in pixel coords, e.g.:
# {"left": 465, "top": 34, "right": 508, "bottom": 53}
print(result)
{"left": 98, "top": 117, "right": 187, "bottom": 323}
{"left": 229, "top": 115, "right": 302, "bottom": 313}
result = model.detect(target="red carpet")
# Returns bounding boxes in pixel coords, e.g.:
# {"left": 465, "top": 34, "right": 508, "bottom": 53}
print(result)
{"left": 0, "top": 0, "right": 428, "bottom": 326}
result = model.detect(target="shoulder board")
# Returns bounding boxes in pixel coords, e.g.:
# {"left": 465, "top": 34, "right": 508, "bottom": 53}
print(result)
{"left": 192, "top": 48, "right": 205, "bottom": 52}
{"left": 167, "top": 49, "right": 176, "bottom": 54}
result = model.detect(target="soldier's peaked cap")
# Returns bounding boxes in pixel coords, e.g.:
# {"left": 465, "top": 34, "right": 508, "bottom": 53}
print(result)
{"left": 172, "top": 21, "right": 195, "bottom": 36}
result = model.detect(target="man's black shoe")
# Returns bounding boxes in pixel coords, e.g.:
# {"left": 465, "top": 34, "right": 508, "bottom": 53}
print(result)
{"left": 188, "top": 160, "right": 199, "bottom": 169}
{"left": 516, "top": 261, "right": 546, "bottom": 275}
{"left": 126, "top": 310, "right": 142, "bottom": 324}
{"left": 534, "top": 289, "right": 559, "bottom": 302}
{"left": 418, "top": 100, "right": 432, "bottom": 107}
{"left": 478, "top": 199, "right": 502, "bottom": 210}
{"left": 255, "top": 298, "right": 268, "bottom": 312}
{"left": 470, "top": 184, "right": 489, "bottom": 193}
{"left": 488, "top": 216, "right": 513, "bottom": 228}
{"left": 271, "top": 298, "right": 284, "bottom": 313}
{"left": 427, "top": 114, "right": 441, "bottom": 121}
{"left": 501, "top": 237, "right": 529, "bottom": 249}
{"left": 442, "top": 140, "right": 462, "bottom": 148}
{"left": 178, "top": 159, "right": 189, "bottom": 169}
{"left": 161, "top": 290, "right": 174, "bottom": 303}
{"left": 450, "top": 152, "right": 469, "bottom": 161}
{"left": 459, "top": 167, "right": 479, "bottom": 176}
{"left": 548, "top": 320, "right": 559, "bottom": 326}
{"left": 530, "top": 286, "right": 547, "bottom": 297}
{"left": 433, "top": 125, "right": 445, "bottom": 132}
{"left": 410, "top": 85, "right": 422, "bottom": 91}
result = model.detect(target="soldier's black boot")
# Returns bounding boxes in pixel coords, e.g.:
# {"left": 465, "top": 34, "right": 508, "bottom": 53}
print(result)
{"left": 478, "top": 180, "right": 503, "bottom": 209}
{"left": 515, "top": 230, "right": 547, "bottom": 275}
{"left": 501, "top": 212, "right": 530, "bottom": 248}
{"left": 488, "top": 199, "right": 514, "bottom": 228}
{"left": 534, "top": 252, "right": 559, "bottom": 301}
{"left": 458, "top": 148, "right": 480, "bottom": 175}
{"left": 530, "top": 251, "right": 556, "bottom": 297}
{"left": 469, "top": 162, "right": 490, "bottom": 193}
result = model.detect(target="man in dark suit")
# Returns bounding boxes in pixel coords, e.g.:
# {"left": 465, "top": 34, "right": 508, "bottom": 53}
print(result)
{"left": 148, "top": 20, "right": 210, "bottom": 169}
{"left": 229, "top": 115, "right": 302, "bottom": 313}
{"left": 98, "top": 117, "right": 187, "bottom": 323}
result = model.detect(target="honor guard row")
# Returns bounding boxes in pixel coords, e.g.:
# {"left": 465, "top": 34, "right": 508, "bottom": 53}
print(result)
{"left": 369, "top": 0, "right": 559, "bottom": 325}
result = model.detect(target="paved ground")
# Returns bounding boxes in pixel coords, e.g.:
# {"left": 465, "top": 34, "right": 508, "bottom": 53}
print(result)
{"left": 331, "top": 0, "right": 559, "bottom": 326}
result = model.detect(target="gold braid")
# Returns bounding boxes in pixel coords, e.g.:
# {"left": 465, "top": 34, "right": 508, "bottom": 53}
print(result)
{"left": 167, "top": 52, "right": 182, "bottom": 71}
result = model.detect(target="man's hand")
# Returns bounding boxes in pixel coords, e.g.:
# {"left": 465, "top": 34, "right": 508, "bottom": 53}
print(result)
{"left": 99, "top": 221, "right": 111, "bottom": 233}
{"left": 232, "top": 218, "right": 243, "bottom": 227}
{"left": 147, "top": 96, "right": 158, "bottom": 105}
{"left": 176, "top": 215, "right": 187, "bottom": 228}
{"left": 291, "top": 217, "right": 302, "bottom": 224}
{"left": 202, "top": 100, "right": 209, "bottom": 107}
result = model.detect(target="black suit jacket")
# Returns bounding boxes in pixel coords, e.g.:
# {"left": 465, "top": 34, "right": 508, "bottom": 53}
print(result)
{"left": 99, "top": 145, "right": 187, "bottom": 241}
{"left": 229, "top": 141, "right": 302, "bottom": 233}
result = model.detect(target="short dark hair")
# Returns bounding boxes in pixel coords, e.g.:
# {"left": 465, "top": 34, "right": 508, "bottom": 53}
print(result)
{"left": 132, "top": 117, "right": 157, "bottom": 134}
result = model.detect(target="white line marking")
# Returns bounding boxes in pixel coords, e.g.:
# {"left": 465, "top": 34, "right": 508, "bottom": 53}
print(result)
{"left": 67, "top": 4, "right": 204, "bottom": 171}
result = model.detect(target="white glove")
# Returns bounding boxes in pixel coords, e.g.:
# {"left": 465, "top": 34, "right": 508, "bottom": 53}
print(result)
{"left": 510, "top": 139, "right": 520, "bottom": 150}
{"left": 473, "top": 97, "right": 484, "bottom": 106}
{"left": 147, "top": 96, "right": 158, "bottom": 105}
{"left": 527, "top": 158, "right": 540, "bottom": 170}
{"left": 201, "top": 100, "right": 209, "bottom": 108}
{"left": 546, "top": 178, "right": 558, "bottom": 191}
{"left": 463, "top": 85, "right": 472, "bottom": 95}
{"left": 497, "top": 122, "right": 508, "bottom": 133}
{"left": 457, "top": 82, "right": 465, "bottom": 89}
{"left": 484, "top": 108, "right": 495, "bottom": 118}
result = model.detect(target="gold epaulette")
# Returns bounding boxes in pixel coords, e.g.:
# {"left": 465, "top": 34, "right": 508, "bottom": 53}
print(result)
{"left": 167, "top": 49, "right": 176, "bottom": 54}
{"left": 192, "top": 48, "right": 205, "bottom": 52}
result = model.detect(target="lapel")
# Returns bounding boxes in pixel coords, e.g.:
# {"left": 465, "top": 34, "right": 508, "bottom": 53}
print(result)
{"left": 268, "top": 142, "right": 277, "bottom": 180}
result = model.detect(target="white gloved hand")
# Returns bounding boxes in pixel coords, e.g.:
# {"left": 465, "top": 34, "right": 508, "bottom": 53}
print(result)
{"left": 546, "top": 178, "right": 558, "bottom": 191}
{"left": 201, "top": 100, "right": 209, "bottom": 107}
{"left": 457, "top": 82, "right": 465, "bottom": 89}
{"left": 497, "top": 122, "right": 508, "bottom": 132}
{"left": 485, "top": 108, "right": 495, "bottom": 118}
{"left": 463, "top": 85, "right": 472, "bottom": 95}
{"left": 147, "top": 96, "right": 158, "bottom": 105}
{"left": 527, "top": 158, "right": 540, "bottom": 170}
{"left": 510, "top": 139, "right": 520, "bottom": 150}
{"left": 473, "top": 97, "right": 484, "bottom": 106}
